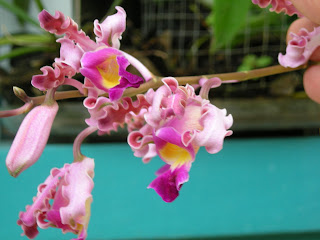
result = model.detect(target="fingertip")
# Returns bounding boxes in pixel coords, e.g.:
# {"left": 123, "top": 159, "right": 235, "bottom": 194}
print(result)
{"left": 286, "top": 18, "right": 320, "bottom": 61}
{"left": 303, "top": 65, "right": 320, "bottom": 103}
{"left": 310, "top": 47, "right": 320, "bottom": 61}
{"left": 286, "top": 18, "right": 318, "bottom": 43}
{"left": 291, "top": 0, "right": 320, "bottom": 25}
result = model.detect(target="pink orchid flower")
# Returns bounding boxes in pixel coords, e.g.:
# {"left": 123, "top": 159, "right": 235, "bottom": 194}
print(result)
{"left": 18, "top": 157, "right": 94, "bottom": 240}
{"left": 251, "top": 0, "right": 302, "bottom": 16}
{"left": 128, "top": 77, "right": 233, "bottom": 202}
{"left": 35, "top": 6, "right": 150, "bottom": 101}
{"left": 278, "top": 27, "right": 320, "bottom": 68}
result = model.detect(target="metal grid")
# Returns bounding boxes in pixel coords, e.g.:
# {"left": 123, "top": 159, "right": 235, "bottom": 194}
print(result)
{"left": 141, "top": 0, "right": 296, "bottom": 98}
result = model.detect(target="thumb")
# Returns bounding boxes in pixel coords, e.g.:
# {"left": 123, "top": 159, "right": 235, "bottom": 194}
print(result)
{"left": 291, "top": 0, "right": 320, "bottom": 25}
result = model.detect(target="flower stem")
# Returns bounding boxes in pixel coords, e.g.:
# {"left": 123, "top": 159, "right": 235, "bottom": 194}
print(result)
{"left": 63, "top": 78, "right": 85, "bottom": 94}
{"left": 0, "top": 102, "right": 33, "bottom": 118}
{"left": 123, "top": 64, "right": 308, "bottom": 97}
{"left": 73, "top": 126, "right": 98, "bottom": 161}
{"left": 27, "top": 63, "right": 308, "bottom": 104}
{"left": 31, "top": 90, "right": 84, "bottom": 105}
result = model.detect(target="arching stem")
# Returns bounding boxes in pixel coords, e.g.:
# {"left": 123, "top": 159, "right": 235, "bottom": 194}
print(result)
{"left": 26, "top": 63, "right": 308, "bottom": 105}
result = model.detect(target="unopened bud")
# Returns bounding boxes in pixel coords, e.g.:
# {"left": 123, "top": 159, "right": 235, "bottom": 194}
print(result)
{"left": 6, "top": 101, "right": 58, "bottom": 177}
{"left": 13, "top": 87, "right": 30, "bottom": 103}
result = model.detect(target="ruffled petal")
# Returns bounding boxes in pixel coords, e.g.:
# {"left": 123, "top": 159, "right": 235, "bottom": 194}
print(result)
{"left": 127, "top": 124, "right": 157, "bottom": 163}
{"left": 18, "top": 166, "right": 68, "bottom": 238}
{"left": 60, "top": 157, "right": 94, "bottom": 239}
{"left": 94, "top": 6, "right": 126, "bottom": 48}
{"left": 252, "top": 0, "right": 302, "bottom": 16}
{"left": 193, "top": 106, "right": 233, "bottom": 154}
{"left": 38, "top": 10, "right": 96, "bottom": 51}
{"left": 278, "top": 27, "right": 320, "bottom": 68}
{"left": 32, "top": 64, "right": 65, "bottom": 91}
{"left": 85, "top": 94, "right": 150, "bottom": 134}
{"left": 55, "top": 38, "right": 84, "bottom": 73}
{"left": 17, "top": 158, "right": 94, "bottom": 240}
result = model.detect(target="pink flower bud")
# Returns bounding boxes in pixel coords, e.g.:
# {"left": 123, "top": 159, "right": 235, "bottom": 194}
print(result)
{"left": 6, "top": 102, "right": 58, "bottom": 177}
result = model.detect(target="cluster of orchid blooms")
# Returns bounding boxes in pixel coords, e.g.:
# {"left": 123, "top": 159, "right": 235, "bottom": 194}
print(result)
{"left": 0, "top": 0, "right": 318, "bottom": 239}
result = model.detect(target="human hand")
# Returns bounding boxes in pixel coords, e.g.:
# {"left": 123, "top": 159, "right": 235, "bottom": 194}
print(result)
{"left": 288, "top": 0, "right": 320, "bottom": 103}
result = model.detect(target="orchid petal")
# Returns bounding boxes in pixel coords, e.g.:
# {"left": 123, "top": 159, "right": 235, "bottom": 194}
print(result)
{"left": 252, "top": 0, "right": 302, "bottom": 16}
{"left": 153, "top": 127, "right": 195, "bottom": 168}
{"left": 55, "top": 38, "right": 84, "bottom": 73}
{"left": 94, "top": 6, "right": 126, "bottom": 48}
{"left": 18, "top": 157, "right": 94, "bottom": 240}
{"left": 80, "top": 48, "right": 143, "bottom": 100}
{"left": 194, "top": 106, "right": 233, "bottom": 154}
{"left": 148, "top": 165, "right": 190, "bottom": 202}
{"left": 38, "top": 10, "right": 96, "bottom": 51}
{"left": 278, "top": 27, "right": 320, "bottom": 68}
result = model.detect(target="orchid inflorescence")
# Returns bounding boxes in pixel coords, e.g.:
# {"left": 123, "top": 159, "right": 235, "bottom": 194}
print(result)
{"left": 1, "top": 1, "right": 319, "bottom": 239}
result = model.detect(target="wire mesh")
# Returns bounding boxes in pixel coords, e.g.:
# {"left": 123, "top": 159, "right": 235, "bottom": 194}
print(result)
{"left": 141, "top": 0, "right": 298, "bottom": 98}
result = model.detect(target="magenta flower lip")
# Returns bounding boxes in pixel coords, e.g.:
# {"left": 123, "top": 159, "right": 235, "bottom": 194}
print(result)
{"left": 80, "top": 47, "right": 144, "bottom": 101}
{"left": 148, "top": 164, "right": 190, "bottom": 202}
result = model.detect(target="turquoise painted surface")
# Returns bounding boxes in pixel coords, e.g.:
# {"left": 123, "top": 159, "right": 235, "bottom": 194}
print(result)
{"left": 1, "top": 137, "right": 320, "bottom": 240}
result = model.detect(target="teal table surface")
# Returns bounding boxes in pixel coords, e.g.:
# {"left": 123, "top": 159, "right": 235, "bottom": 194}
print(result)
{"left": 1, "top": 136, "right": 320, "bottom": 240}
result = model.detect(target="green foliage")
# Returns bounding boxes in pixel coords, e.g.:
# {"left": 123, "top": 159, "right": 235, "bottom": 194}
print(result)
{"left": 208, "top": 0, "right": 251, "bottom": 51}
{"left": 237, "top": 54, "right": 273, "bottom": 72}
{"left": 0, "top": 0, "right": 56, "bottom": 62}
{"left": 0, "top": 0, "right": 40, "bottom": 28}
{"left": 0, "top": 46, "right": 55, "bottom": 61}
{"left": 13, "top": 0, "right": 31, "bottom": 26}
{"left": 205, "top": 0, "right": 295, "bottom": 53}
{"left": 0, "top": 34, "right": 53, "bottom": 46}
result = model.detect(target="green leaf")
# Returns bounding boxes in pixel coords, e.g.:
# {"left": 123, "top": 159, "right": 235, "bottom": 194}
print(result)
{"left": 211, "top": 0, "right": 251, "bottom": 51}
{"left": 34, "top": 0, "right": 45, "bottom": 12}
{"left": 13, "top": 0, "right": 31, "bottom": 26}
{"left": 0, "top": 33, "right": 53, "bottom": 46}
{"left": 237, "top": 54, "right": 256, "bottom": 72}
{"left": 0, "top": 46, "right": 55, "bottom": 61}
{"left": 0, "top": 0, "right": 40, "bottom": 28}
{"left": 256, "top": 55, "right": 273, "bottom": 68}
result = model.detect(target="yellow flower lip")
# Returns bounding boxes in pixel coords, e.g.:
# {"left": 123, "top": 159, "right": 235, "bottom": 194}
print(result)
{"left": 97, "top": 54, "right": 121, "bottom": 89}
{"left": 159, "top": 142, "right": 193, "bottom": 169}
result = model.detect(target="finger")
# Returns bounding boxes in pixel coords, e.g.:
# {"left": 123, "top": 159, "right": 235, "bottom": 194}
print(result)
{"left": 291, "top": 0, "right": 320, "bottom": 25}
{"left": 286, "top": 18, "right": 318, "bottom": 42}
{"left": 286, "top": 18, "right": 320, "bottom": 61}
{"left": 303, "top": 65, "right": 320, "bottom": 103}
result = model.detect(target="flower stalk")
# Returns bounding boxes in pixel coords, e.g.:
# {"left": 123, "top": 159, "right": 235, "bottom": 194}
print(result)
{"left": 23, "top": 63, "right": 308, "bottom": 107}
{"left": 73, "top": 126, "right": 98, "bottom": 161}
{"left": 0, "top": 102, "right": 33, "bottom": 118}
